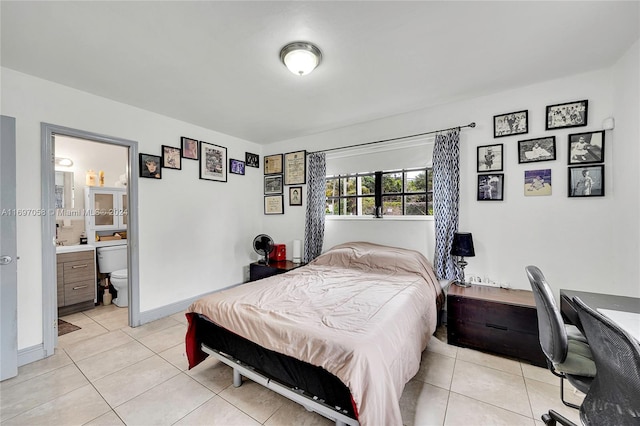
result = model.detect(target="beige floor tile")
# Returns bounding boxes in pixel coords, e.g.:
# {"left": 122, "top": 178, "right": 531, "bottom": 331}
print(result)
{"left": 186, "top": 356, "right": 235, "bottom": 393}
{"left": 60, "top": 311, "right": 95, "bottom": 326}
{"left": 94, "top": 308, "right": 130, "bottom": 331}
{"left": 0, "top": 349, "right": 72, "bottom": 390}
{"left": 170, "top": 310, "right": 189, "bottom": 325}
{"left": 0, "top": 364, "right": 88, "bottom": 422}
{"left": 264, "top": 397, "right": 334, "bottom": 426}
{"left": 525, "top": 378, "right": 583, "bottom": 425}
{"left": 444, "top": 392, "right": 535, "bottom": 426}
{"left": 90, "top": 305, "right": 128, "bottom": 324}
{"left": 158, "top": 343, "right": 189, "bottom": 371}
{"left": 76, "top": 340, "right": 155, "bottom": 381}
{"left": 175, "top": 395, "right": 261, "bottom": 426}
{"left": 521, "top": 363, "right": 559, "bottom": 387}
{"left": 413, "top": 351, "right": 456, "bottom": 390}
{"left": 451, "top": 360, "right": 532, "bottom": 417}
{"left": 115, "top": 374, "right": 213, "bottom": 425}
{"left": 83, "top": 410, "right": 126, "bottom": 426}
{"left": 121, "top": 316, "right": 182, "bottom": 340}
{"left": 137, "top": 323, "right": 187, "bottom": 353}
{"left": 425, "top": 334, "right": 458, "bottom": 359}
{"left": 219, "top": 379, "right": 287, "bottom": 423}
{"left": 399, "top": 377, "right": 449, "bottom": 426}
{"left": 64, "top": 329, "right": 134, "bottom": 362}
{"left": 456, "top": 347, "right": 523, "bottom": 376}
{"left": 83, "top": 303, "right": 120, "bottom": 319}
{"left": 57, "top": 321, "right": 110, "bottom": 348}
{"left": 2, "top": 384, "right": 110, "bottom": 426}
{"left": 92, "top": 355, "right": 180, "bottom": 407}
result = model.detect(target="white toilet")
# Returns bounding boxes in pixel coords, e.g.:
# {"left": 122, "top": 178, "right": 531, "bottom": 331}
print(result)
{"left": 96, "top": 245, "right": 128, "bottom": 307}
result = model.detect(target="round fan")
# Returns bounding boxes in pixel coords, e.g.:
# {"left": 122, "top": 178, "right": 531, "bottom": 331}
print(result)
{"left": 253, "top": 234, "right": 275, "bottom": 264}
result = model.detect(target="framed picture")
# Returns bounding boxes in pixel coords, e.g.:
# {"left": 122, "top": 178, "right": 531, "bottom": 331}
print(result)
{"left": 284, "top": 150, "right": 307, "bottom": 185}
{"left": 264, "top": 174, "right": 283, "bottom": 194}
{"left": 568, "top": 165, "right": 604, "bottom": 197}
{"left": 229, "top": 159, "right": 245, "bottom": 175}
{"left": 568, "top": 131, "right": 604, "bottom": 165}
{"left": 477, "top": 174, "right": 504, "bottom": 201}
{"left": 289, "top": 186, "right": 302, "bottom": 206}
{"left": 546, "top": 100, "right": 588, "bottom": 130}
{"left": 477, "top": 144, "right": 503, "bottom": 172}
{"left": 139, "top": 153, "right": 161, "bottom": 179}
{"left": 264, "top": 154, "right": 283, "bottom": 175}
{"left": 246, "top": 152, "right": 259, "bottom": 168}
{"left": 493, "top": 110, "right": 528, "bottom": 138}
{"left": 162, "top": 145, "right": 182, "bottom": 170}
{"left": 524, "top": 169, "right": 552, "bottom": 196}
{"left": 181, "top": 137, "right": 199, "bottom": 160}
{"left": 518, "top": 136, "right": 556, "bottom": 164}
{"left": 264, "top": 195, "right": 284, "bottom": 215}
{"left": 199, "top": 141, "right": 227, "bottom": 182}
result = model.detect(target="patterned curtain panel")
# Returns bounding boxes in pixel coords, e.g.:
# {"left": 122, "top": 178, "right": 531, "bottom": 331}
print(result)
{"left": 304, "top": 152, "right": 326, "bottom": 263}
{"left": 433, "top": 128, "right": 461, "bottom": 280}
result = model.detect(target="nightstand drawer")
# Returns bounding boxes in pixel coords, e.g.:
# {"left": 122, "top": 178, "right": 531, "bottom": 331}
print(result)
{"left": 448, "top": 296, "right": 537, "bottom": 334}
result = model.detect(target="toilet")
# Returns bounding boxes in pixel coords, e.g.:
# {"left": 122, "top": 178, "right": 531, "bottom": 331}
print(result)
{"left": 96, "top": 245, "right": 128, "bottom": 307}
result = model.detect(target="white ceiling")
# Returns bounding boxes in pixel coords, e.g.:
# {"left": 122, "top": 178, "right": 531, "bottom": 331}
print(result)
{"left": 2, "top": 1, "right": 638, "bottom": 145}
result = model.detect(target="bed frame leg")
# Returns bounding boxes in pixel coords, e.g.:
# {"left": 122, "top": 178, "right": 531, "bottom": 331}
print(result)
{"left": 233, "top": 368, "right": 242, "bottom": 387}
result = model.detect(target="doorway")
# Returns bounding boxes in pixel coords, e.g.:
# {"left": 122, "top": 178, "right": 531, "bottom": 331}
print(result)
{"left": 41, "top": 123, "right": 140, "bottom": 357}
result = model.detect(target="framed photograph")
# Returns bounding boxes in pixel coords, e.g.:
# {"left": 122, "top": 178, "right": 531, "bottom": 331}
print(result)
{"left": 162, "top": 145, "right": 182, "bottom": 170}
{"left": 477, "top": 144, "right": 503, "bottom": 172}
{"left": 199, "top": 141, "right": 227, "bottom": 182}
{"left": 477, "top": 174, "right": 504, "bottom": 201}
{"left": 546, "top": 100, "right": 588, "bottom": 130}
{"left": 524, "top": 169, "right": 552, "bottom": 196}
{"left": 229, "top": 159, "right": 245, "bottom": 175}
{"left": 246, "top": 152, "right": 259, "bottom": 168}
{"left": 264, "top": 154, "right": 283, "bottom": 175}
{"left": 493, "top": 110, "right": 528, "bottom": 138}
{"left": 139, "top": 153, "right": 161, "bottom": 179}
{"left": 568, "top": 165, "right": 604, "bottom": 197}
{"left": 264, "top": 174, "right": 283, "bottom": 195}
{"left": 181, "top": 137, "right": 199, "bottom": 160}
{"left": 568, "top": 131, "right": 604, "bottom": 165}
{"left": 284, "top": 150, "right": 307, "bottom": 185}
{"left": 518, "top": 136, "right": 556, "bottom": 164}
{"left": 264, "top": 195, "right": 284, "bottom": 215}
{"left": 289, "top": 186, "right": 302, "bottom": 206}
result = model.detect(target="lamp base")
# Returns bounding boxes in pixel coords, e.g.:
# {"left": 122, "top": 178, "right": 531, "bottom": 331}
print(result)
{"left": 454, "top": 280, "right": 472, "bottom": 288}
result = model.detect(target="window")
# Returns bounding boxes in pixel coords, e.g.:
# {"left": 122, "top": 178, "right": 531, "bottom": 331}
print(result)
{"left": 325, "top": 168, "right": 433, "bottom": 216}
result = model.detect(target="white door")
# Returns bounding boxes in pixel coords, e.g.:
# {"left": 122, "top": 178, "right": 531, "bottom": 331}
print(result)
{"left": 1, "top": 115, "right": 18, "bottom": 380}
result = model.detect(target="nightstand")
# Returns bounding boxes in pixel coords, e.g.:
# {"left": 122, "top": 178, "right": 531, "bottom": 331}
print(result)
{"left": 447, "top": 284, "right": 547, "bottom": 367}
{"left": 249, "top": 260, "right": 305, "bottom": 282}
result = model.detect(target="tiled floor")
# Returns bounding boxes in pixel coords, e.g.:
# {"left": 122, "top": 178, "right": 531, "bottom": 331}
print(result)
{"left": 0, "top": 305, "right": 584, "bottom": 425}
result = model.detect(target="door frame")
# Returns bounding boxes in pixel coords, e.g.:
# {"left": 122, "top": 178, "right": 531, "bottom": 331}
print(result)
{"left": 41, "top": 123, "right": 140, "bottom": 356}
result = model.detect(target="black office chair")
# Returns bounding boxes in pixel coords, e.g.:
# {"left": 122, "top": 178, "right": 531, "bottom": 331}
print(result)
{"left": 525, "top": 266, "right": 595, "bottom": 410}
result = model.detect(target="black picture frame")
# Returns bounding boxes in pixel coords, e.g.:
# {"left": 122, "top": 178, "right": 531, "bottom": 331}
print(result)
{"left": 284, "top": 150, "right": 307, "bottom": 185}
{"left": 181, "top": 137, "right": 199, "bottom": 160}
{"left": 199, "top": 141, "right": 227, "bottom": 182}
{"left": 264, "top": 174, "right": 283, "bottom": 195}
{"left": 289, "top": 186, "right": 302, "bottom": 206}
{"left": 264, "top": 195, "right": 284, "bottom": 215}
{"left": 139, "top": 153, "right": 161, "bottom": 179}
{"left": 568, "top": 165, "right": 604, "bottom": 197}
{"left": 518, "top": 136, "right": 556, "bottom": 164}
{"left": 477, "top": 174, "right": 504, "bottom": 201}
{"left": 246, "top": 152, "right": 259, "bottom": 168}
{"left": 546, "top": 100, "right": 588, "bottom": 130}
{"left": 477, "top": 144, "right": 503, "bottom": 172}
{"left": 568, "top": 131, "right": 604, "bottom": 165}
{"left": 229, "top": 159, "right": 245, "bottom": 175}
{"left": 264, "top": 154, "right": 283, "bottom": 175}
{"left": 162, "top": 145, "right": 182, "bottom": 170}
{"left": 493, "top": 110, "right": 528, "bottom": 138}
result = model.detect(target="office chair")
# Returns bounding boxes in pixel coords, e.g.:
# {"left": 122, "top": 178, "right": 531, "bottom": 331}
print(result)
{"left": 525, "top": 266, "right": 595, "bottom": 410}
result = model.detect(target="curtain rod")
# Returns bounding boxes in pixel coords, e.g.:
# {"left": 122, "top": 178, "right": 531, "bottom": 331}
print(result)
{"left": 310, "top": 122, "right": 476, "bottom": 154}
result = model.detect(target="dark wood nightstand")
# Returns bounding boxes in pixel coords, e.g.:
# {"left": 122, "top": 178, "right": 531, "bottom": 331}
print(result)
{"left": 447, "top": 284, "right": 546, "bottom": 367}
{"left": 249, "top": 260, "right": 305, "bottom": 282}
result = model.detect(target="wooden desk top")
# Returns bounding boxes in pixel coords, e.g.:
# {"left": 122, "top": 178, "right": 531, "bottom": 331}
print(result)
{"left": 448, "top": 284, "right": 535, "bottom": 308}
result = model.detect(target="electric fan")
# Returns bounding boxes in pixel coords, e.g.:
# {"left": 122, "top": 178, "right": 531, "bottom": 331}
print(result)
{"left": 253, "top": 234, "right": 275, "bottom": 265}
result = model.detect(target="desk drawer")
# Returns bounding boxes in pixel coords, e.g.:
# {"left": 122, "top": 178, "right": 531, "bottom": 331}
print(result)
{"left": 64, "top": 280, "right": 95, "bottom": 305}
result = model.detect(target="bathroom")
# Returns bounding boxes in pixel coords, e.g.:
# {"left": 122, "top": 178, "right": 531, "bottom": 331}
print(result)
{"left": 55, "top": 135, "right": 130, "bottom": 323}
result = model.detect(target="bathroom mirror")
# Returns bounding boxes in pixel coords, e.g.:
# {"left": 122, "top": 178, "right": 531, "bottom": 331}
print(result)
{"left": 55, "top": 171, "right": 74, "bottom": 209}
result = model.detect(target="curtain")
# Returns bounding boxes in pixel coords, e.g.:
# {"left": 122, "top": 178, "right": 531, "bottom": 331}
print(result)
{"left": 433, "top": 128, "right": 460, "bottom": 280}
{"left": 304, "top": 152, "right": 326, "bottom": 263}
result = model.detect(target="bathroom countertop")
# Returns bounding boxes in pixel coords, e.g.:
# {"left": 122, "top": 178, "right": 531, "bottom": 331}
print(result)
{"left": 56, "top": 244, "right": 96, "bottom": 254}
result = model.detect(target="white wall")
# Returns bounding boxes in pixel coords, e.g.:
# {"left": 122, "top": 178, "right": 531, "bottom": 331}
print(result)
{"left": 1, "top": 68, "right": 264, "bottom": 350}
{"left": 266, "top": 43, "right": 640, "bottom": 299}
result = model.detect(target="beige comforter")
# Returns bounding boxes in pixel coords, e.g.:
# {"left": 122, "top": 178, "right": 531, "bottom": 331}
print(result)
{"left": 188, "top": 242, "right": 442, "bottom": 425}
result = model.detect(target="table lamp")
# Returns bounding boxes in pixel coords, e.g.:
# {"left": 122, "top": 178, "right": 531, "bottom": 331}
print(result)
{"left": 451, "top": 232, "right": 475, "bottom": 287}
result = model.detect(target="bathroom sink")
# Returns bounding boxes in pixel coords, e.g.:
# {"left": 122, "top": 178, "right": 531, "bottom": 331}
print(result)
{"left": 56, "top": 244, "right": 95, "bottom": 254}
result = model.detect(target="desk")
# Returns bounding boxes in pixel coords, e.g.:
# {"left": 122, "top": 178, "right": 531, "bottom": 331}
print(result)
{"left": 560, "top": 289, "right": 640, "bottom": 340}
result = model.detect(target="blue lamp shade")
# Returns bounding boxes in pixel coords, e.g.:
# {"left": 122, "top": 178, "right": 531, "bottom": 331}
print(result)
{"left": 451, "top": 232, "right": 475, "bottom": 257}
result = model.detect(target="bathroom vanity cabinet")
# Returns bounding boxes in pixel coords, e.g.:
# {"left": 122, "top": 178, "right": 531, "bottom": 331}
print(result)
{"left": 57, "top": 249, "right": 97, "bottom": 316}
{"left": 84, "top": 187, "right": 127, "bottom": 243}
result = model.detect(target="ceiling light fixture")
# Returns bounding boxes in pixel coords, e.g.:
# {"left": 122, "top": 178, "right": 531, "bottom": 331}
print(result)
{"left": 55, "top": 157, "right": 74, "bottom": 167}
{"left": 280, "top": 41, "right": 322, "bottom": 76}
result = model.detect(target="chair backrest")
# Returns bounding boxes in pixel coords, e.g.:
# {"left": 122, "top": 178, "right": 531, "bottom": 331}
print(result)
{"left": 525, "top": 265, "right": 568, "bottom": 363}
{"left": 573, "top": 297, "right": 640, "bottom": 425}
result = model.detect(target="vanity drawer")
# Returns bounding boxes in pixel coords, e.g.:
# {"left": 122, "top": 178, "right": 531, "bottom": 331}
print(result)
{"left": 64, "top": 280, "right": 95, "bottom": 305}
{"left": 63, "top": 260, "right": 95, "bottom": 283}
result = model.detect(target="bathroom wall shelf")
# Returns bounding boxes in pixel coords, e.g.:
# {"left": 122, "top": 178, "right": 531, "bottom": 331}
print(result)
{"left": 84, "top": 187, "right": 128, "bottom": 244}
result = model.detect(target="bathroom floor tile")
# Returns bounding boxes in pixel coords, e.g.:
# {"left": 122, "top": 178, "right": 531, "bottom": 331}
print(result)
{"left": 63, "top": 329, "right": 134, "bottom": 362}
{"left": 444, "top": 392, "right": 535, "bottom": 426}
{"left": 218, "top": 379, "right": 287, "bottom": 423}
{"left": 57, "top": 321, "right": 110, "bottom": 348}
{"left": 76, "top": 340, "right": 155, "bottom": 381}
{"left": 175, "top": 395, "right": 261, "bottom": 426}
{"left": 59, "top": 311, "right": 96, "bottom": 327}
{"left": 399, "top": 377, "right": 449, "bottom": 426}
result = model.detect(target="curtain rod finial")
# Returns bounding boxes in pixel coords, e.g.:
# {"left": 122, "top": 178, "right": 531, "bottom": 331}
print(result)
{"left": 469, "top": 122, "right": 476, "bottom": 128}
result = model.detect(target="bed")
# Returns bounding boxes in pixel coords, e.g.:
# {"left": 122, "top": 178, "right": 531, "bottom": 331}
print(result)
{"left": 185, "top": 241, "right": 444, "bottom": 425}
